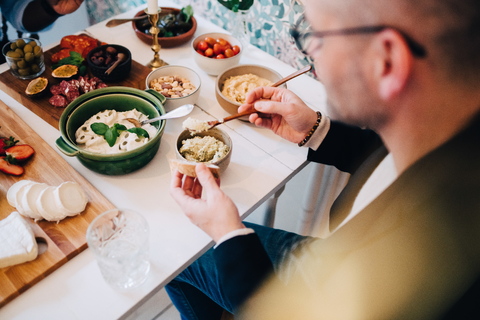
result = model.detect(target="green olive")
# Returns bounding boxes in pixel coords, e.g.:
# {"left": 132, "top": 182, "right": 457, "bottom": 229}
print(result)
{"left": 33, "top": 46, "right": 42, "bottom": 57}
{"left": 15, "top": 48, "right": 24, "bottom": 57}
{"left": 24, "top": 52, "right": 34, "bottom": 63}
{"left": 18, "top": 68, "right": 31, "bottom": 76}
{"left": 15, "top": 39, "right": 26, "bottom": 49}
{"left": 23, "top": 44, "right": 33, "bottom": 53}
{"left": 10, "top": 43, "right": 17, "bottom": 50}
{"left": 17, "top": 59, "right": 27, "bottom": 69}
{"left": 28, "top": 40, "right": 37, "bottom": 48}
{"left": 6, "top": 51, "right": 20, "bottom": 58}
{"left": 31, "top": 64, "right": 40, "bottom": 73}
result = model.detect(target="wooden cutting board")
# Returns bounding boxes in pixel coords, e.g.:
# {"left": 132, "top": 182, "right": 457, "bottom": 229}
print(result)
{"left": 0, "top": 37, "right": 152, "bottom": 130}
{"left": 0, "top": 101, "right": 116, "bottom": 307}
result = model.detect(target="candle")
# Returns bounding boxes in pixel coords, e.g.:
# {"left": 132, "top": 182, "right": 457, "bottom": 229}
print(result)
{"left": 147, "top": 0, "right": 158, "bottom": 14}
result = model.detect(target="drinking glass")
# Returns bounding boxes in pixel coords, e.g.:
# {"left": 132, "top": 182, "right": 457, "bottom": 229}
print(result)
{"left": 86, "top": 209, "right": 150, "bottom": 290}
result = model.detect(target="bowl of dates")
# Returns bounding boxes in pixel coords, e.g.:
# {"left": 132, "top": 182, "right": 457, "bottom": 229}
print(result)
{"left": 132, "top": 7, "right": 197, "bottom": 48}
{"left": 87, "top": 44, "right": 131, "bottom": 82}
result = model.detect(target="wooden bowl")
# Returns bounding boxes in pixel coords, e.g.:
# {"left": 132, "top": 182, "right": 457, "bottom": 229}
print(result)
{"left": 132, "top": 7, "right": 197, "bottom": 48}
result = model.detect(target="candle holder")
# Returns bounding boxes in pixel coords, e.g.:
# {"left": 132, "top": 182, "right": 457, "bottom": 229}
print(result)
{"left": 145, "top": 8, "right": 168, "bottom": 69}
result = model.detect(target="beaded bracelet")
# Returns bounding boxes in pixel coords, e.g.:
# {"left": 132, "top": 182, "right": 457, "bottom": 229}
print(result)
{"left": 40, "top": 0, "right": 64, "bottom": 18}
{"left": 298, "top": 111, "right": 322, "bottom": 147}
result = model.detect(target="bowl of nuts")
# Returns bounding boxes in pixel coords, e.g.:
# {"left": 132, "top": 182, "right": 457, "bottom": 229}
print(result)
{"left": 2, "top": 38, "right": 44, "bottom": 80}
{"left": 145, "top": 65, "right": 201, "bottom": 109}
{"left": 87, "top": 44, "right": 131, "bottom": 82}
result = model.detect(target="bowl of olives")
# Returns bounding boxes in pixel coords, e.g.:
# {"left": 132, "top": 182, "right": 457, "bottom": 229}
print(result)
{"left": 86, "top": 44, "right": 132, "bottom": 82}
{"left": 2, "top": 38, "right": 44, "bottom": 80}
{"left": 132, "top": 7, "right": 197, "bottom": 48}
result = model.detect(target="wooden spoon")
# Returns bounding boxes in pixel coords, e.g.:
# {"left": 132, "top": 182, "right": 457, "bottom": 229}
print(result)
{"left": 106, "top": 16, "right": 148, "bottom": 28}
{"left": 189, "top": 65, "right": 313, "bottom": 132}
{"left": 105, "top": 53, "right": 126, "bottom": 75}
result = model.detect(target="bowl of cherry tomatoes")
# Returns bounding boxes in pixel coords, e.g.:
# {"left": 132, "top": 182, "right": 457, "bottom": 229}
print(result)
{"left": 192, "top": 32, "right": 242, "bottom": 76}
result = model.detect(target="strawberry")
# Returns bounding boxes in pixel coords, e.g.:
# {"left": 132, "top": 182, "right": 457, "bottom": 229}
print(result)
{"left": 6, "top": 145, "right": 35, "bottom": 161}
{"left": 0, "top": 156, "right": 24, "bottom": 176}
{"left": 0, "top": 136, "right": 19, "bottom": 156}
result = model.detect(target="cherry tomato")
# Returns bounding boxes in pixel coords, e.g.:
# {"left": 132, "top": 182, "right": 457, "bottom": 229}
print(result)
{"left": 205, "top": 37, "right": 216, "bottom": 47}
{"left": 224, "top": 40, "right": 232, "bottom": 47}
{"left": 232, "top": 45, "right": 240, "bottom": 55}
{"left": 224, "top": 48, "right": 234, "bottom": 58}
{"left": 213, "top": 43, "right": 223, "bottom": 55}
{"left": 204, "top": 48, "right": 214, "bottom": 57}
{"left": 196, "top": 49, "right": 205, "bottom": 56}
{"left": 197, "top": 41, "right": 209, "bottom": 51}
{"left": 223, "top": 44, "right": 232, "bottom": 51}
{"left": 217, "top": 38, "right": 228, "bottom": 46}
{"left": 216, "top": 54, "right": 225, "bottom": 59}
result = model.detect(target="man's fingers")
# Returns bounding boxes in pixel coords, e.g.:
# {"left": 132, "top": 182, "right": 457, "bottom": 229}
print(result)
{"left": 183, "top": 175, "right": 195, "bottom": 192}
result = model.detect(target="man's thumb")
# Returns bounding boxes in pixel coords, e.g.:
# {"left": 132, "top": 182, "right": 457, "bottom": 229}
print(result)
{"left": 196, "top": 164, "right": 219, "bottom": 189}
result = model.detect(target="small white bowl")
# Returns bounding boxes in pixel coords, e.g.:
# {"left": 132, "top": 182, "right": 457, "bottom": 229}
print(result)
{"left": 192, "top": 32, "right": 243, "bottom": 76}
{"left": 146, "top": 65, "right": 201, "bottom": 109}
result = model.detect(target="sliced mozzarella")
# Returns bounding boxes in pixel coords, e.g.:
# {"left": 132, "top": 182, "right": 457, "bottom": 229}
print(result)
{"left": 7, "top": 180, "right": 35, "bottom": 207}
{"left": 53, "top": 182, "right": 88, "bottom": 216}
{"left": 15, "top": 182, "right": 39, "bottom": 218}
{"left": 21, "top": 183, "right": 49, "bottom": 221}
{"left": 36, "top": 186, "right": 67, "bottom": 222}
{"left": 0, "top": 211, "right": 38, "bottom": 268}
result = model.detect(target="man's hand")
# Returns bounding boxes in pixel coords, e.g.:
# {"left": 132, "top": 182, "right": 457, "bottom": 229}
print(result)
{"left": 170, "top": 164, "right": 245, "bottom": 242}
{"left": 48, "top": 0, "right": 84, "bottom": 15}
{"left": 238, "top": 87, "right": 318, "bottom": 144}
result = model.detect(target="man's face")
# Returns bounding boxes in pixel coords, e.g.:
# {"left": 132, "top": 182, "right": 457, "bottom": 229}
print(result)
{"left": 303, "top": 0, "right": 387, "bottom": 129}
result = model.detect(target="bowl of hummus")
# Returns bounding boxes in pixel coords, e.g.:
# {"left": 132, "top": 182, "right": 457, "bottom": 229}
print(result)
{"left": 175, "top": 127, "right": 232, "bottom": 174}
{"left": 215, "top": 64, "right": 286, "bottom": 118}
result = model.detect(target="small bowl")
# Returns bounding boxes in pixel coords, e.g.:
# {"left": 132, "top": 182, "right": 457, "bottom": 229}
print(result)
{"left": 176, "top": 127, "right": 232, "bottom": 174}
{"left": 87, "top": 44, "right": 132, "bottom": 82}
{"left": 2, "top": 38, "right": 45, "bottom": 80}
{"left": 146, "top": 65, "right": 201, "bottom": 109}
{"left": 192, "top": 32, "right": 242, "bottom": 76}
{"left": 216, "top": 64, "right": 287, "bottom": 116}
{"left": 133, "top": 7, "right": 197, "bottom": 48}
{"left": 55, "top": 86, "right": 167, "bottom": 175}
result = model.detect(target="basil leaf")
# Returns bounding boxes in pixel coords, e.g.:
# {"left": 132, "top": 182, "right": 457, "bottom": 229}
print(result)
{"left": 90, "top": 123, "right": 108, "bottom": 135}
{"left": 181, "top": 5, "right": 194, "bottom": 23}
{"left": 114, "top": 123, "right": 127, "bottom": 132}
{"left": 70, "top": 51, "right": 83, "bottom": 60}
{"left": 127, "top": 128, "right": 150, "bottom": 139}
{"left": 104, "top": 127, "right": 118, "bottom": 147}
{"left": 217, "top": 0, "right": 253, "bottom": 12}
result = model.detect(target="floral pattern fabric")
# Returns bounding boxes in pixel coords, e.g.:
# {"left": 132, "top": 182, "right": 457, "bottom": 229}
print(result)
{"left": 85, "top": 0, "right": 313, "bottom": 72}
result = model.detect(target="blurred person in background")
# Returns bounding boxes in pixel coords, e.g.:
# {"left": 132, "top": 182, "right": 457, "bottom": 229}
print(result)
{"left": 0, "top": 0, "right": 84, "bottom": 63}
{"left": 169, "top": 0, "right": 480, "bottom": 318}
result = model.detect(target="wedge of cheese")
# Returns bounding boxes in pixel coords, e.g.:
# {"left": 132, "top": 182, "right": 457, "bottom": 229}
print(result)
{"left": 0, "top": 211, "right": 38, "bottom": 269}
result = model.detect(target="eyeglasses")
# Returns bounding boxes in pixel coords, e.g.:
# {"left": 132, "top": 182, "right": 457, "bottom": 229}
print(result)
{"left": 290, "top": 16, "right": 427, "bottom": 58}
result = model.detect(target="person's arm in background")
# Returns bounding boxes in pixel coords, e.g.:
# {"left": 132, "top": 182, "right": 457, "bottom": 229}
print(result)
{"left": 1, "top": 0, "right": 83, "bottom": 33}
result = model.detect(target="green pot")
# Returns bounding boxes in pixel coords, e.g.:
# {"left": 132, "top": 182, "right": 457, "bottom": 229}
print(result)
{"left": 56, "top": 87, "right": 166, "bottom": 175}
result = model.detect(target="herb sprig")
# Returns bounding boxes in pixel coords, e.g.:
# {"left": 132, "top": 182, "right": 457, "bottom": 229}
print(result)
{"left": 181, "top": 5, "right": 194, "bottom": 23}
{"left": 217, "top": 0, "right": 254, "bottom": 12}
{"left": 52, "top": 51, "right": 87, "bottom": 75}
{"left": 90, "top": 123, "right": 150, "bottom": 147}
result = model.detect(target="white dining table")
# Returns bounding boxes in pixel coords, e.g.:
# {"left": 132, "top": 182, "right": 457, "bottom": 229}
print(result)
{"left": 0, "top": 1, "right": 328, "bottom": 319}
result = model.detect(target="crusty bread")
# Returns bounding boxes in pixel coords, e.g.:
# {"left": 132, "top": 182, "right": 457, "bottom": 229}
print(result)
{"left": 169, "top": 159, "right": 220, "bottom": 179}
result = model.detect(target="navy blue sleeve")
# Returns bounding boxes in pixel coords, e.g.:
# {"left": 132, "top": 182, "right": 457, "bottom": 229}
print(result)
{"left": 307, "top": 120, "right": 383, "bottom": 174}
{"left": 213, "top": 233, "right": 273, "bottom": 310}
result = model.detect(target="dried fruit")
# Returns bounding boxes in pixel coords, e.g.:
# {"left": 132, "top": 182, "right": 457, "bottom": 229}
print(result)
{"left": 25, "top": 77, "right": 48, "bottom": 96}
{"left": 52, "top": 64, "right": 78, "bottom": 78}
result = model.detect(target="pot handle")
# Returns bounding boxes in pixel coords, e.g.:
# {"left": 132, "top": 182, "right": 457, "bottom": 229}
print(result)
{"left": 55, "top": 137, "right": 79, "bottom": 157}
{"left": 145, "top": 89, "right": 166, "bottom": 105}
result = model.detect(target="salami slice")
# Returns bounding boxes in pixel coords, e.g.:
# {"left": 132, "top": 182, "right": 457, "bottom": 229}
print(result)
{"left": 59, "top": 80, "right": 70, "bottom": 95}
{"left": 70, "top": 79, "right": 80, "bottom": 89}
{"left": 66, "top": 87, "right": 80, "bottom": 103}
{"left": 96, "top": 82, "right": 108, "bottom": 89}
{"left": 50, "top": 85, "right": 62, "bottom": 95}
{"left": 49, "top": 95, "right": 67, "bottom": 108}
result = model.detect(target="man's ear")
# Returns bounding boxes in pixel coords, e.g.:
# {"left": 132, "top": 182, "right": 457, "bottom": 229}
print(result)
{"left": 372, "top": 29, "right": 413, "bottom": 101}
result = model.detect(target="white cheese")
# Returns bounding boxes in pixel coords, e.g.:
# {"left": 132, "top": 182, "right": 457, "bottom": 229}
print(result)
{"left": 0, "top": 211, "right": 38, "bottom": 269}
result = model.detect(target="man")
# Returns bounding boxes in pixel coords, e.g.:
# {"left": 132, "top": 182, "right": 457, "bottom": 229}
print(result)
{"left": 1, "top": 0, "right": 83, "bottom": 62}
{"left": 169, "top": 0, "right": 480, "bottom": 318}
